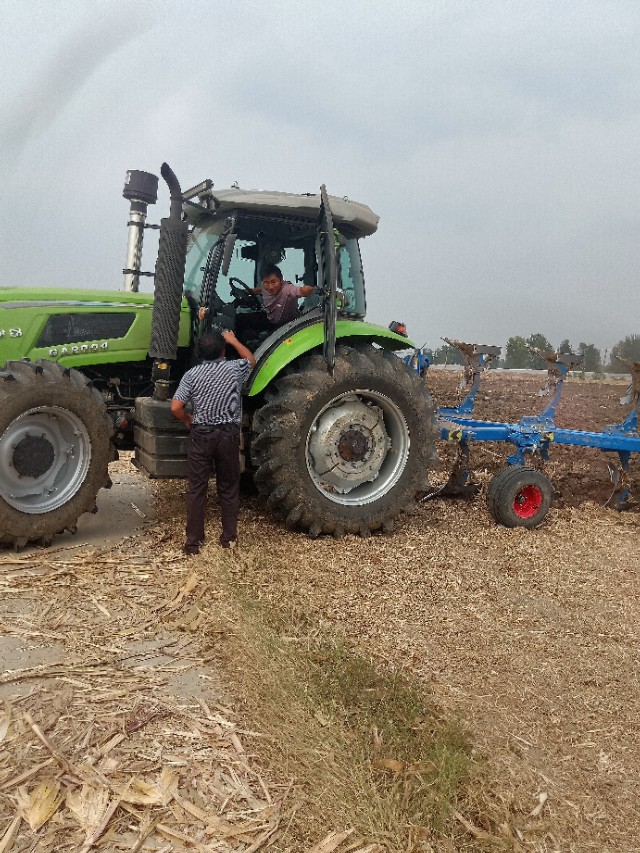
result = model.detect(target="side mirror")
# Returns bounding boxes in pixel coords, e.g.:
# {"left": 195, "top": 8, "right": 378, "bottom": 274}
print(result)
{"left": 221, "top": 234, "right": 237, "bottom": 276}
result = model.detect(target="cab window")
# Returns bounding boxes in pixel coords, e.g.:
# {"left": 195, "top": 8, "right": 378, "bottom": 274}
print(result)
{"left": 337, "top": 239, "right": 366, "bottom": 317}
{"left": 183, "top": 229, "right": 218, "bottom": 302}
{"left": 215, "top": 239, "right": 258, "bottom": 302}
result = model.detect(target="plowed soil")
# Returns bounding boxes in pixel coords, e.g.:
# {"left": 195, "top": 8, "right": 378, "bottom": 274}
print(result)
{"left": 426, "top": 368, "right": 639, "bottom": 507}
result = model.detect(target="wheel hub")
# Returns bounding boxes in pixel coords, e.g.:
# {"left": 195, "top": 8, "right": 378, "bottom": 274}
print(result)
{"left": 513, "top": 485, "right": 543, "bottom": 518}
{"left": 307, "top": 397, "right": 391, "bottom": 494}
{"left": 0, "top": 406, "right": 91, "bottom": 514}
{"left": 13, "top": 434, "right": 56, "bottom": 478}
{"left": 337, "top": 428, "right": 370, "bottom": 462}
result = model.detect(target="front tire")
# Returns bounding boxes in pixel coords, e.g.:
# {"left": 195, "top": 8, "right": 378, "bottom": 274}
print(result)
{"left": 251, "top": 346, "right": 437, "bottom": 537}
{"left": 0, "top": 360, "right": 114, "bottom": 548}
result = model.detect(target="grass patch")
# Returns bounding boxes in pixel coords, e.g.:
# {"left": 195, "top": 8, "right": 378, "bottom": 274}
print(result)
{"left": 308, "top": 639, "right": 472, "bottom": 833}
{"left": 212, "top": 551, "right": 476, "bottom": 850}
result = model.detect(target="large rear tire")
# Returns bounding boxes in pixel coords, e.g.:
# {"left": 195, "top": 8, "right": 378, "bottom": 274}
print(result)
{"left": 0, "top": 360, "right": 114, "bottom": 548}
{"left": 251, "top": 346, "right": 437, "bottom": 537}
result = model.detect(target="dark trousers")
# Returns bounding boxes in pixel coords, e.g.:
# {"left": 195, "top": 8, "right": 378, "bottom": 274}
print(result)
{"left": 185, "top": 425, "right": 241, "bottom": 548}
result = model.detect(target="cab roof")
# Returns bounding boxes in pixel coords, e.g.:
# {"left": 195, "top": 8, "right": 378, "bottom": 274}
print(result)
{"left": 183, "top": 186, "right": 379, "bottom": 239}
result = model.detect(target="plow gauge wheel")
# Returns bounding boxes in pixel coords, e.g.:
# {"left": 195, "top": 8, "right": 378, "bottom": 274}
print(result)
{"left": 487, "top": 466, "right": 553, "bottom": 529}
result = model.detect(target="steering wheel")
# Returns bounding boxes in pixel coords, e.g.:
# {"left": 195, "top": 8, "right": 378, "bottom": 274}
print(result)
{"left": 229, "top": 277, "right": 262, "bottom": 310}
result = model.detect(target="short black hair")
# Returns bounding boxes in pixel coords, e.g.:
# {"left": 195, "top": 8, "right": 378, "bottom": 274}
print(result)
{"left": 199, "top": 330, "right": 225, "bottom": 360}
{"left": 261, "top": 263, "right": 283, "bottom": 280}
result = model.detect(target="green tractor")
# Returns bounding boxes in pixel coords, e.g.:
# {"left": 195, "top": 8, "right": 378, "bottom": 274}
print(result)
{"left": 0, "top": 164, "right": 436, "bottom": 548}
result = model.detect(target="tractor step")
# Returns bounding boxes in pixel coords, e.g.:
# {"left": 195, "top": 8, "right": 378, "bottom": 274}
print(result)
{"left": 133, "top": 396, "right": 189, "bottom": 479}
{"left": 132, "top": 395, "right": 247, "bottom": 479}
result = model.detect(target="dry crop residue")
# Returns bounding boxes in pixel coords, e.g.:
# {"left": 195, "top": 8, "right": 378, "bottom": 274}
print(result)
{"left": 0, "top": 525, "right": 292, "bottom": 851}
{"left": 219, "top": 503, "right": 639, "bottom": 851}
{"left": 2, "top": 370, "right": 638, "bottom": 851}
{"left": 176, "top": 368, "right": 638, "bottom": 852}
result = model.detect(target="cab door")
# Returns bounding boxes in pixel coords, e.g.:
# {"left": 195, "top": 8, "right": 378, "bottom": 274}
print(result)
{"left": 318, "top": 185, "right": 338, "bottom": 374}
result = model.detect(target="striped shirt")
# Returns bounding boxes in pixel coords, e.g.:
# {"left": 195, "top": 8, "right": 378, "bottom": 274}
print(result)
{"left": 173, "top": 359, "right": 251, "bottom": 426}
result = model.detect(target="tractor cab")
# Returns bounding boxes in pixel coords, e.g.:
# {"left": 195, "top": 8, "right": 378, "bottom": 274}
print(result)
{"left": 181, "top": 186, "right": 376, "bottom": 351}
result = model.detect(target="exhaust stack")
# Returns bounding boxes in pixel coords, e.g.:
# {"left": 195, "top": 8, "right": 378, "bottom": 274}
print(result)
{"left": 122, "top": 170, "right": 158, "bottom": 292}
{"left": 148, "top": 163, "right": 189, "bottom": 367}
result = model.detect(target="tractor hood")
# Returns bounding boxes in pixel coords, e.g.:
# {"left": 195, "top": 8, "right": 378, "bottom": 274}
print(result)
{"left": 0, "top": 287, "right": 191, "bottom": 368}
{"left": 0, "top": 287, "right": 157, "bottom": 308}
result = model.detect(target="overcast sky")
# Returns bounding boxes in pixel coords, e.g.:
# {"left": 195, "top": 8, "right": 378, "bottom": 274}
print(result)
{"left": 1, "top": 0, "right": 639, "bottom": 356}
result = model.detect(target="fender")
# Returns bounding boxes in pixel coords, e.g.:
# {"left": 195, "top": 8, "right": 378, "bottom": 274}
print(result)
{"left": 247, "top": 318, "right": 413, "bottom": 396}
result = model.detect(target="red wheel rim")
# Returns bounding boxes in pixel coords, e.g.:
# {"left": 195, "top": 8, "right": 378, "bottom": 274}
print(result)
{"left": 513, "top": 485, "right": 543, "bottom": 518}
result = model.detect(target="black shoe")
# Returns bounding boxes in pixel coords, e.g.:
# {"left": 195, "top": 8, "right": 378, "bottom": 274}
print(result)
{"left": 183, "top": 545, "right": 200, "bottom": 555}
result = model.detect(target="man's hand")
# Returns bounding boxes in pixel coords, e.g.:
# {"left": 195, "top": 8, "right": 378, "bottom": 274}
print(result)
{"left": 170, "top": 398, "right": 192, "bottom": 429}
{"left": 221, "top": 329, "right": 256, "bottom": 367}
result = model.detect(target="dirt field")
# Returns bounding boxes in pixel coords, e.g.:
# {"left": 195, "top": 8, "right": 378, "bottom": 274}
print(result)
{"left": 1, "top": 368, "right": 639, "bottom": 852}
{"left": 426, "top": 367, "right": 639, "bottom": 508}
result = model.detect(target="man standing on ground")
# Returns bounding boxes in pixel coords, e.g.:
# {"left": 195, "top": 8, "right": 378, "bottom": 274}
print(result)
{"left": 171, "top": 329, "right": 256, "bottom": 555}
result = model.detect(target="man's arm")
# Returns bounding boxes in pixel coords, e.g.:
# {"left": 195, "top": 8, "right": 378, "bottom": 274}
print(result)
{"left": 171, "top": 398, "right": 192, "bottom": 429}
{"left": 222, "top": 330, "right": 256, "bottom": 368}
{"left": 298, "top": 285, "right": 316, "bottom": 297}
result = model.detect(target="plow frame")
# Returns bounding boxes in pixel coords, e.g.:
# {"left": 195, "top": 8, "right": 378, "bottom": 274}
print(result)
{"left": 420, "top": 340, "right": 640, "bottom": 522}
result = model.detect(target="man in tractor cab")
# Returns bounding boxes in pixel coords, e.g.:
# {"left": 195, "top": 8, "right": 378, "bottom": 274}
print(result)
{"left": 253, "top": 264, "right": 316, "bottom": 327}
{"left": 198, "top": 264, "right": 317, "bottom": 337}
